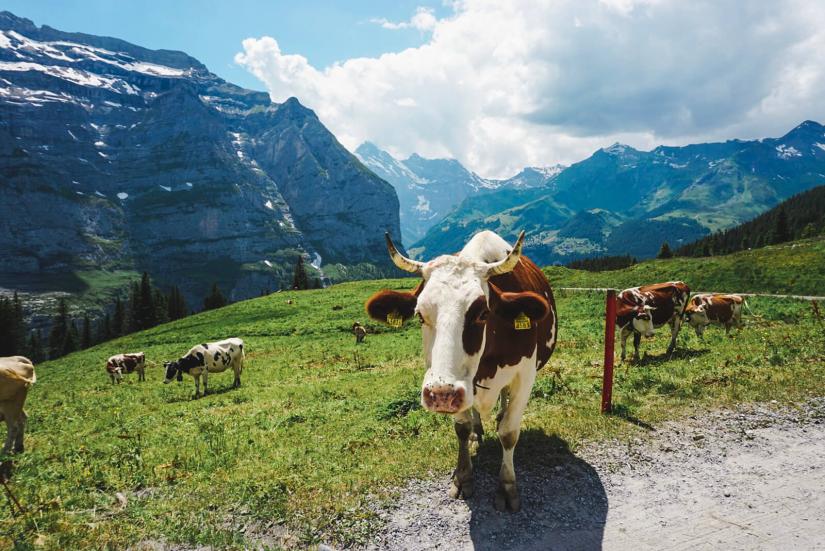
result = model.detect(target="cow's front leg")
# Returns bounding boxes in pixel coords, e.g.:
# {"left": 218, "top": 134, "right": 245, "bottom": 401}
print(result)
{"left": 449, "top": 409, "right": 474, "bottom": 499}
{"left": 193, "top": 374, "right": 201, "bottom": 398}
{"left": 495, "top": 367, "right": 535, "bottom": 512}
{"left": 619, "top": 326, "right": 631, "bottom": 361}
{"left": 632, "top": 332, "right": 641, "bottom": 361}
{"left": 13, "top": 409, "right": 26, "bottom": 453}
{"left": 233, "top": 363, "right": 241, "bottom": 388}
{"left": 202, "top": 371, "right": 209, "bottom": 395}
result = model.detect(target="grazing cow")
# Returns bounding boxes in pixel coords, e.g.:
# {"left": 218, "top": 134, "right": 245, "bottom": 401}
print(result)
{"left": 0, "top": 356, "right": 36, "bottom": 454}
{"left": 163, "top": 338, "right": 244, "bottom": 397}
{"left": 352, "top": 322, "right": 367, "bottom": 344}
{"left": 366, "top": 231, "right": 557, "bottom": 512}
{"left": 616, "top": 282, "right": 691, "bottom": 361}
{"left": 106, "top": 352, "right": 146, "bottom": 383}
{"left": 684, "top": 293, "right": 747, "bottom": 337}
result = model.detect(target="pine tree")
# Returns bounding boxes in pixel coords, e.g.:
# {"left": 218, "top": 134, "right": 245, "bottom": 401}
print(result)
{"left": 657, "top": 241, "right": 673, "bottom": 259}
{"left": 63, "top": 320, "right": 79, "bottom": 356}
{"left": 772, "top": 208, "right": 790, "bottom": 244}
{"left": 48, "top": 297, "right": 71, "bottom": 359}
{"left": 98, "top": 313, "right": 112, "bottom": 343}
{"left": 127, "top": 281, "right": 140, "bottom": 333}
{"left": 203, "top": 284, "right": 227, "bottom": 311}
{"left": 167, "top": 286, "right": 188, "bottom": 321}
{"left": 0, "top": 293, "right": 26, "bottom": 356}
{"left": 113, "top": 297, "right": 126, "bottom": 337}
{"left": 134, "top": 272, "right": 156, "bottom": 330}
{"left": 27, "top": 330, "right": 44, "bottom": 363}
{"left": 81, "top": 314, "right": 92, "bottom": 349}
{"left": 292, "top": 255, "right": 309, "bottom": 290}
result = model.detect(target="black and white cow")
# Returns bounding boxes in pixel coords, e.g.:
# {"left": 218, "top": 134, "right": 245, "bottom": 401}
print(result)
{"left": 163, "top": 338, "right": 244, "bottom": 397}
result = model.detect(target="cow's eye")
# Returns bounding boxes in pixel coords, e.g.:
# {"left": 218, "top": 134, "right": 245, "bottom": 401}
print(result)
{"left": 417, "top": 312, "right": 426, "bottom": 325}
{"left": 477, "top": 310, "right": 489, "bottom": 323}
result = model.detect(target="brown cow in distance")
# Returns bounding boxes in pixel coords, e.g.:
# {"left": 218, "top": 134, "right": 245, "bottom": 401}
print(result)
{"left": 616, "top": 281, "right": 691, "bottom": 361}
{"left": 684, "top": 293, "right": 747, "bottom": 337}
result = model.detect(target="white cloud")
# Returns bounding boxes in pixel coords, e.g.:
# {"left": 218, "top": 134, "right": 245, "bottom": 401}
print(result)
{"left": 370, "top": 7, "right": 438, "bottom": 31}
{"left": 236, "top": 0, "right": 825, "bottom": 178}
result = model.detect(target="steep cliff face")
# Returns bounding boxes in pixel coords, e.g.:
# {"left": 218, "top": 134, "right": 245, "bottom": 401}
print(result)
{"left": 0, "top": 12, "right": 401, "bottom": 306}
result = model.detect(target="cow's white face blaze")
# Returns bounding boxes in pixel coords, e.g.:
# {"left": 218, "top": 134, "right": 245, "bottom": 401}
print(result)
{"left": 632, "top": 306, "right": 656, "bottom": 337}
{"left": 416, "top": 256, "right": 490, "bottom": 414}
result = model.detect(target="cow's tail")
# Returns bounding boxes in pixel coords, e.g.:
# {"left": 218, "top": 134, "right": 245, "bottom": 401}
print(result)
{"left": 742, "top": 299, "right": 753, "bottom": 316}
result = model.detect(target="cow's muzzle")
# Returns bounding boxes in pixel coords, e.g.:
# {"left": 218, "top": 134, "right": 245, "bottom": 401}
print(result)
{"left": 422, "top": 384, "right": 466, "bottom": 414}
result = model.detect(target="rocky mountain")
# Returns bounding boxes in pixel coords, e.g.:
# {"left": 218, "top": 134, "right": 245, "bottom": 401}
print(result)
{"left": 0, "top": 11, "right": 401, "bottom": 310}
{"left": 413, "top": 121, "right": 825, "bottom": 265}
{"left": 354, "top": 141, "right": 563, "bottom": 245}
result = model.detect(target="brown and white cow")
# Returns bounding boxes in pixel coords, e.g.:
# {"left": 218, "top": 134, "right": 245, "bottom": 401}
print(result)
{"left": 366, "top": 230, "right": 557, "bottom": 512}
{"left": 616, "top": 281, "right": 691, "bottom": 361}
{"left": 684, "top": 293, "right": 747, "bottom": 337}
{"left": 106, "top": 352, "right": 146, "bottom": 383}
{"left": 0, "top": 356, "right": 36, "bottom": 454}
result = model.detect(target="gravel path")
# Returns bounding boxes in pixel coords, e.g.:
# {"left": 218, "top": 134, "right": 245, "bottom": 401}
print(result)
{"left": 360, "top": 398, "right": 825, "bottom": 550}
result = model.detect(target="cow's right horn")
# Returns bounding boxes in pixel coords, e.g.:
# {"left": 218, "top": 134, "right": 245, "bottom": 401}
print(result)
{"left": 385, "top": 233, "right": 424, "bottom": 274}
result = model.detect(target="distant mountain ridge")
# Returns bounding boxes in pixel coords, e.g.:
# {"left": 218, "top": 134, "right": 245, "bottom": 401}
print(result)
{"left": 0, "top": 11, "right": 401, "bottom": 308}
{"left": 354, "top": 141, "right": 564, "bottom": 244}
{"left": 412, "top": 121, "right": 825, "bottom": 265}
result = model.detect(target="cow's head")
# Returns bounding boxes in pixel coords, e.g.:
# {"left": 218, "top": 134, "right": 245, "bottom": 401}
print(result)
{"left": 683, "top": 304, "right": 709, "bottom": 336}
{"left": 366, "top": 232, "right": 548, "bottom": 415}
{"left": 619, "top": 303, "right": 656, "bottom": 337}
{"left": 163, "top": 361, "right": 181, "bottom": 383}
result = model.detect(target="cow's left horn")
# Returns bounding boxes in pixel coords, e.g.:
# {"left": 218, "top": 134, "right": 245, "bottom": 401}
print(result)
{"left": 485, "top": 231, "right": 525, "bottom": 277}
{"left": 385, "top": 233, "right": 424, "bottom": 274}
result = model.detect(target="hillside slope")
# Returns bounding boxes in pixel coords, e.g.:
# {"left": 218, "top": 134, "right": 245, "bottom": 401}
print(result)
{"left": 544, "top": 236, "right": 825, "bottom": 296}
{"left": 0, "top": 12, "right": 401, "bottom": 310}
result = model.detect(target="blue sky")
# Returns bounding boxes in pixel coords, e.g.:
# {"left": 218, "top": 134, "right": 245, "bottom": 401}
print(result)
{"left": 3, "top": 0, "right": 445, "bottom": 91}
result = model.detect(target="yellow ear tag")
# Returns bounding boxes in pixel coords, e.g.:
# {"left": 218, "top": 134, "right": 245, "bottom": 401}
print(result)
{"left": 514, "top": 312, "right": 531, "bottom": 330}
{"left": 387, "top": 310, "right": 403, "bottom": 328}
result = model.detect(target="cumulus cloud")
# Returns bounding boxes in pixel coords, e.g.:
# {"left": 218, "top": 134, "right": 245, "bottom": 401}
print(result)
{"left": 236, "top": 0, "right": 825, "bottom": 178}
{"left": 370, "top": 7, "right": 438, "bottom": 31}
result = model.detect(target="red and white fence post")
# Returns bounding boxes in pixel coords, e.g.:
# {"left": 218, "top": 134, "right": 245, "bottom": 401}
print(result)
{"left": 601, "top": 289, "right": 617, "bottom": 414}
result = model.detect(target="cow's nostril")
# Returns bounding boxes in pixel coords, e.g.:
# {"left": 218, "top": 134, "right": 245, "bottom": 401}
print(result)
{"left": 422, "top": 384, "right": 464, "bottom": 413}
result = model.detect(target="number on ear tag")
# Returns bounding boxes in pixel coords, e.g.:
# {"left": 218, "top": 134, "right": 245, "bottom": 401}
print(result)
{"left": 387, "top": 310, "right": 403, "bottom": 328}
{"left": 514, "top": 312, "right": 531, "bottom": 330}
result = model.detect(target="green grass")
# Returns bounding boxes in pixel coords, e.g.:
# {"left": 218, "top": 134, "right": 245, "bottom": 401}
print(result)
{"left": 544, "top": 236, "right": 825, "bottom": 296}
{"left": 3, "top": 248, "right": 825, "bottom": 549}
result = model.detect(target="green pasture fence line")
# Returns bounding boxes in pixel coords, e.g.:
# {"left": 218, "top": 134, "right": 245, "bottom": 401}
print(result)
{"left": 555, "top": 287, "right": 825, "bottom": 301}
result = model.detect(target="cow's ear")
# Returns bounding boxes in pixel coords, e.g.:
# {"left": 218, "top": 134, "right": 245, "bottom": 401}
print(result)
{"left": 365, "top": 284, "right": 421, "bottom": 324}
{"left": 489, "top": 283, "right": 549, "bottom": 322}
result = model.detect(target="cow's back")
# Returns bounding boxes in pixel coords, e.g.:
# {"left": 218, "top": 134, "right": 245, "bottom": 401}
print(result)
{"left": 638, "top": 281, "right": 690, "bottom": 326}
{"left": 483, "top": 255, "right": 557, "bottom": 373}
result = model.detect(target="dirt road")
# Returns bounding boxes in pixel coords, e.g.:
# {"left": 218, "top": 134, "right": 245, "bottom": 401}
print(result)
{"left": 362, "top": 399, "right": 825, "bottom": 550}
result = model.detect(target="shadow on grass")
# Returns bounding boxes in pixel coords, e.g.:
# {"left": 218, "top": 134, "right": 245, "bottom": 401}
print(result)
{"left": 632, "top": 347, "right": 710, "bottom": 367}
{"left": 464, "top": 429, "right": 607, "bottom": 550}
{"left": 161, "top": 381, "right": 242, "bottom": 403}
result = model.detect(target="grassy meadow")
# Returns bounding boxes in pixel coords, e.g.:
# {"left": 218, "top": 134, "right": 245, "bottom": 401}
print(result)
{"left": 2, "top": 245, "right": 825, "bottom": 549}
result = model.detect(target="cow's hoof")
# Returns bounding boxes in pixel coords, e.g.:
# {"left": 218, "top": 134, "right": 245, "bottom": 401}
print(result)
{"left": 495, "top": 482, "right": 520, "bottom": 512}
{"left": 449, "top": 474, "right": 474, "bottom": 499}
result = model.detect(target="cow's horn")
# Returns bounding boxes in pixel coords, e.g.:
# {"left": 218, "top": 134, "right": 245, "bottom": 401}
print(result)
{"left": 385, "top": 233, "right": 424, "bottom": 274}
{"left": 485, "top": 231, "right": 525, "bottom": 277}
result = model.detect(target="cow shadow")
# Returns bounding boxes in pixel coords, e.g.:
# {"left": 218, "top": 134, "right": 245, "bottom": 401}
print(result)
{"left": 465, "top": 430, "right": 608, "bottom": 551}
{"left": 162, "top": 382, "right": 241, "bottom": 403}
{"left": 630, "top": 347, "right": 709, "bottom": 367}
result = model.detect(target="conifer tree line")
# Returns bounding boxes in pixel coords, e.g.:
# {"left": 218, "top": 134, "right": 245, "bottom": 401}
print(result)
{"left": 676, "top": 185, "right": 825, "bottom": 257}
{"left": 0, "top": 272, "right": 221, "bottom": 362}
{"left": 567, "top": 254, "right": 638, "bottom": 272}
